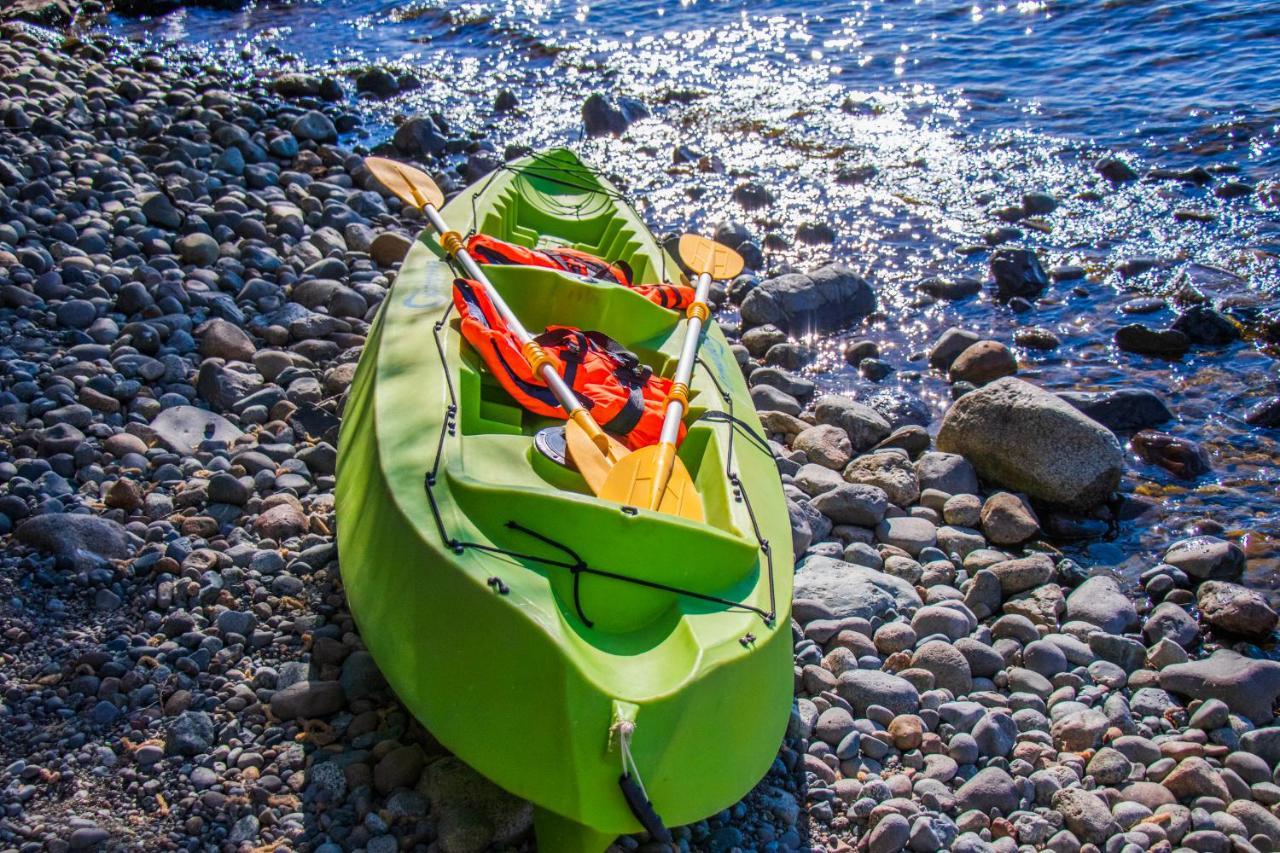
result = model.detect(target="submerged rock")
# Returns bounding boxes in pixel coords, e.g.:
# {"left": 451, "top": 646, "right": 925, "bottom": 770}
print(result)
{"left": 739, "top": 265, "right": 875, "bottom": 334}
{"left": 936, "top": 377, "right": 1123, "bottom": 510}
{"left": 989, "top": 248, "right": 1049, "bottom": 302}
{"left": 581, "top": 93, "right": 648, "bottom": 137}
{"left": 1057, "top": 388, "right": 1173, "bottom": 432}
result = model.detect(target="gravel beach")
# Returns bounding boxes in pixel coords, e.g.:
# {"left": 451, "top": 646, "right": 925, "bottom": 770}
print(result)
{"left": 2, "top": 10, "right": 1280, "bottom": 853}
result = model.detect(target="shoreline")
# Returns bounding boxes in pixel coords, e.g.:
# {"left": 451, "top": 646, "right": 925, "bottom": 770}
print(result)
{"left": 0, "top": 17, "right": 1279, "bottom": 853}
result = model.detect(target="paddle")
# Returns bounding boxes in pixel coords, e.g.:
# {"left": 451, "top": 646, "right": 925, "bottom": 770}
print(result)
{"left": 599, "top": 235, "right": 744, "bottom": 521}
{"left": 364, "top": 156, "right": 628, "bottom": 491}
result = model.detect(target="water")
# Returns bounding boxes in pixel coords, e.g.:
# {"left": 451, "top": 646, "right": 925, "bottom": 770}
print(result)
{"left": 109, "top": 0, "right": 1280, "bottom": 586}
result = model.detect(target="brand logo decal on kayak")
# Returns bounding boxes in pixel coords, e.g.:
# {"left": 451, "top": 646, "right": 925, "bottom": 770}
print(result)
{"left": 402, "top": 268, "right": 449, "bottom": 311}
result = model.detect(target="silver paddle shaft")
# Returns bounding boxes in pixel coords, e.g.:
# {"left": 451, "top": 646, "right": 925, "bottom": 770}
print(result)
{"left": 422, "top": 204, "right": 584, "bottom": 417}
{"left": 657, "top": 271, "right": 712, "bottom": 446}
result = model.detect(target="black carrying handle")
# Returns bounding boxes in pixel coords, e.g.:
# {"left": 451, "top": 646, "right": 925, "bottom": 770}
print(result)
{"left": 619, "top": 773, "right": 672, "bottom": 845}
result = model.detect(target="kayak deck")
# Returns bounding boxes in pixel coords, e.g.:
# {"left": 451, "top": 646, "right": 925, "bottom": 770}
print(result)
{"left": 335, "top": 148, "right": 793, "bottom": 848}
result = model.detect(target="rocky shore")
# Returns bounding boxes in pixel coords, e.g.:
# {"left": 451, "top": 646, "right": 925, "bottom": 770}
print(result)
{"left": 2, "top": 17, "right": 1280, "bottom": 853}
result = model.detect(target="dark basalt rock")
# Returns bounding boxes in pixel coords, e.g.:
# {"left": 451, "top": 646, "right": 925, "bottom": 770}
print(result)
{"left": 1057, "top": 389, "right": 1173, "bottom": 433}
{"left": 989, "top": 248, "right": 1048, "bottom": 302}
{"left": 1131, "top": 430, "right": 1211, "bottom": 479}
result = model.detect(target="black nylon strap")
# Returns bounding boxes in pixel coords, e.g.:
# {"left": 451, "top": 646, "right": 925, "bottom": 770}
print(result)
{"left": 602, "top": 385, "right": 645, "bottom": 437}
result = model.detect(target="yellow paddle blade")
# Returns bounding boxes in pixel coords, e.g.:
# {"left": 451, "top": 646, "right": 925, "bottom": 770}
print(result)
{"left": 678, "top": 234, "right": 744, "bottom": 280}
{"left": 599, "top": 444, "right": 705, "bottom": 521}
{"left": 564, "top": 418, "right": 629, "bottom": 495}
{"left": 364, "top": 156, "right": 444, "bottom": 210}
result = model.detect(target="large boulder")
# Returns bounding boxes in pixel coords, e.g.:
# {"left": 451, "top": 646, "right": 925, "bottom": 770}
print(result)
{"left": 936, "top": 377, "right": 1123, "bottom": 510}
{"left": 740, "top": 265, "right": 875, "bottom": 334}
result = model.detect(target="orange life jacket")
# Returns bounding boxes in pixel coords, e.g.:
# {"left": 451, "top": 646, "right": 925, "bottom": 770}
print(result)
{"left": 466, "top": 233, "right": 697, "bottom": 311}
{"left": 452, "top": 278, "right": 683, "bottom": 450}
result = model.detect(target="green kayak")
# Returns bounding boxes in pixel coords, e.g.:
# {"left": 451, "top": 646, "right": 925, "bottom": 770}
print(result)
{"left": 335, "top": 148, "right": 793, "bottom": 851}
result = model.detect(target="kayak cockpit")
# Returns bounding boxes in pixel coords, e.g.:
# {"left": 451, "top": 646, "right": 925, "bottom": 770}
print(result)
{"left": 440, "top": 267, "right": 764, "bottom": 635}
{"left": 471, "top": 149, "right": 671, "bottom": 286}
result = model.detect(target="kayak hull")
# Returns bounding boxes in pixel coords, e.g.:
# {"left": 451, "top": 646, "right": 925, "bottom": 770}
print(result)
{"left": 336, "top": 149, "right": 794, "bottom": 849}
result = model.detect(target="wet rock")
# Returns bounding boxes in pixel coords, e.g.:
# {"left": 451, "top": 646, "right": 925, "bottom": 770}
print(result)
{"left": 356, "top": 67, "right": 400, "bottom": 98}
{"left": 1131, "top": 430, "right": 1211, "bottom": 478}
{"left": 949, "top": 340, "right": 1017, "bottom": 385}
{"left": 1115, "top": 324, "right": 1191, "bottom": 358}
{"left": 929, "top": 327, "right": 983, "bottom": 371}
{"left": 16, "top": 514, "right": 131, "bottom": 569}
{"left": 990, "top": 248, "right": 1049, "bottom": 302}
{"left": 1244, "top": 396, "right": 1280, "bottom": 428}
{"left": 739, "top": 265, "right": 876, "bottom": 334}
{"left": 418, "top": 756, "right": 533, "bottom": 852}
{"left": 1162, "top": 536, "right": 1245, "bottom": 581}
{"left": 1013, "top": 326, "right": 1061, "bottom": 350}
{"left": 1096, "top": 156, "right": 1139, "bottom": 182}
{"left": 936, "top": 377, "right": 1123, "bottom": 510}
{"left": 1057, "top": 388, "right": 1173, "bottom": 432}
{"left": 581, "top": 93, "right": 648, "bottom": 137}
{"left": 731, "top": 181, "right": 775, "bottom": 210}
{"left": 392, "top": 113, "right": 448, "bottom": 157}
{"left": 1173, "top": 305, "right": 1241, "bottom": 345}
{"left": 1159, "top": 650, "right": 1280, "bottom": 724}
{"left": 1197, "top": 581, "right": 1278, "bottom": 639}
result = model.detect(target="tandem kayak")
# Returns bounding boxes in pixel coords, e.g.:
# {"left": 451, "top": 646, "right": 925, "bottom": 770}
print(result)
{"left": 335, "top": 148, "right": 794, "bottom": 851}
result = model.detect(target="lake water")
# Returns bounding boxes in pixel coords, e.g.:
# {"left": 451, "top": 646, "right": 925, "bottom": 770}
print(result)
{"left": 110, "top": 0, "right": 1280, "bottom": 587}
